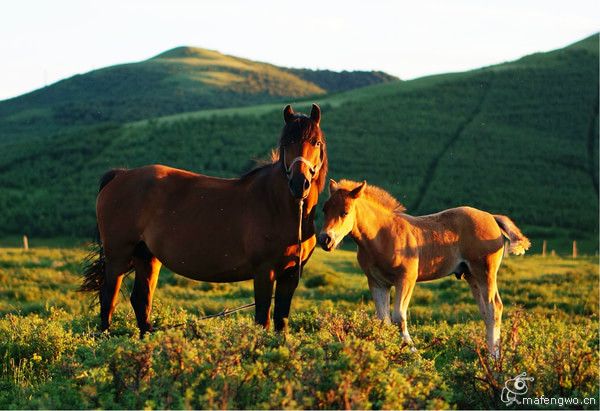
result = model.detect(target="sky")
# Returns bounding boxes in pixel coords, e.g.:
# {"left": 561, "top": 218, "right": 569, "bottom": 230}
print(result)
{"left": 0, "top": 0, "right": 597, "bottom": 100}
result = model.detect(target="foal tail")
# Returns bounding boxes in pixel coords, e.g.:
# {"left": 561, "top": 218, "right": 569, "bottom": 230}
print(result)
{"left": 79, "top": 168, "right": 126, "bottom": 296}
{"left": 493, "top": 214, "right": 531, "bottom": 255}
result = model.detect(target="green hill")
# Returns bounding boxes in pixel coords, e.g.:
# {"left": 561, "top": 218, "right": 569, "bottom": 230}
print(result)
{"left": 0, "top": 46, "right": 397, "bottom": 140}
{"left": 0, "top": 34, "right": 597, "bottom": 253}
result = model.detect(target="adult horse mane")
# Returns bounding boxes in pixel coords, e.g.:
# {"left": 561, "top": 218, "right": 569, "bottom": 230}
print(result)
{"left": 81, "top": 104, "right": 328, "bottom": 336}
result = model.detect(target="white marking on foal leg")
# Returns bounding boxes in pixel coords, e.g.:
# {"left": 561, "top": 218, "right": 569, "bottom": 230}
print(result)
{"left": 397, "top": 311, "right": 417, "bottom": 352}
{"left": 395, "top": 275, "right": 417, "bottom": 352}
{"left": 370, "top": 286, "right": 391, "bottom": 324}
{"left": 490, "top": 291, "right": 503, "bottom": 359}
{"left": 477, "top": 288, "right": 502, "bottom": 359}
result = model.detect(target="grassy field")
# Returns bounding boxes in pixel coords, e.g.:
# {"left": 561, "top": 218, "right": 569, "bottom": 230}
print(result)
{"left": 0, "top": 246, "right": 597, "bottom": 409}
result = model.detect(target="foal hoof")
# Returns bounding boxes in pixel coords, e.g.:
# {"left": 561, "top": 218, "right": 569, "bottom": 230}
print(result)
{"left": 409, "top": 345, "right": 418, "bottom": 353}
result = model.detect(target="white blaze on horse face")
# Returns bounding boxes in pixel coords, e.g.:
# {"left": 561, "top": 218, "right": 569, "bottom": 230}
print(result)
{"left": 284, "top": 138, "right": 322, "bottom": 183}
{"left": 321, "top": 206, "right": 356, "bottom": 249}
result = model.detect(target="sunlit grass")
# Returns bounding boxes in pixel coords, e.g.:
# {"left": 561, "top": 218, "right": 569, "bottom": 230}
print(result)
{"left": 0, "top": 246, "right": 597, "bottom": 408}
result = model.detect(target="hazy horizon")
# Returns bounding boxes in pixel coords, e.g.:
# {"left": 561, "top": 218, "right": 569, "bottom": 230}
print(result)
{"left": 1, "top": 0, "right": 598, "bottom": 101}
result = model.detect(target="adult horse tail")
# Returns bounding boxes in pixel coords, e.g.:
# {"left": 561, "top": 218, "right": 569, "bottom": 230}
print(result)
{"left": 493, "top": 214, "right": 531, "bottom": 255}
{"left": 79, "top": 169, "right": 127, "bottom": 296}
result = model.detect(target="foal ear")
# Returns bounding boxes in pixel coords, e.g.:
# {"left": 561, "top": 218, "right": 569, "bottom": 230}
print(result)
{"left": 283, "top": 105, "right": 295, "bottom": 124}
{"left": 310, "top": 103, "right": 321, "bottom": 125}
{"left": 329, "top": 179, "right": 338, "bottom": 193}
{"left": 350, "top": 181, "right": 366, "bottom": 199}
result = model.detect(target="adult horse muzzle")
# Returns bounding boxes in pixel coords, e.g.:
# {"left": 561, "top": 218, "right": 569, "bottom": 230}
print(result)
{"left": 285, "top": 154, "right": 320, "bottom": 200}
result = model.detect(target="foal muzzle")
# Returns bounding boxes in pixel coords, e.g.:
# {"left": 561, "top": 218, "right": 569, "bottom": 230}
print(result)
{"left": 318, "top": 232, "right": 334, "bottom": 251}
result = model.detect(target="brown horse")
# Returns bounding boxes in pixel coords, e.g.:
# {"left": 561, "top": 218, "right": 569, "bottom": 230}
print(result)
{"left": 81, "top": 104, "right": 328, "bottom": 336}
{"left": 317, "top": 179, "right": 530, "bottom": 356}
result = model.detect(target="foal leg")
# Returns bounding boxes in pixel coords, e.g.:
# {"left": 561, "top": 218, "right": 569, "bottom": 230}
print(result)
{"left": 393, "top": 272, "right": 417, "bottom": 351}
{"left": 130, "top": 249, "right": 162, "bottom": 338}
{"left": 485, "top": 250, "right": 504, "bottom": 357}
{"left": 254, "top": 269, "right": 275, "bottom": 330}
{"left": 367, "top": 276, "right": 391, "bottom": 323}
{"left": 466, "top": 249, "right": 504, "bottom": 358}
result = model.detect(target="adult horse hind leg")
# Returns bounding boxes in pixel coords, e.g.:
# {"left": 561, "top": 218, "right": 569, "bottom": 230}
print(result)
{"left": 465, "top": 248, "right": 504, "bottom": 358}
{"left": 100, "top": 251, "right": 132, "bottom": 332}
{"left": 130, "top": 242, "right": 162, "bottom": 338}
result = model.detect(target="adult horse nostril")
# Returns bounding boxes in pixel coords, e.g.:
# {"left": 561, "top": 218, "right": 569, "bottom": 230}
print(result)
{"left": 303, "top": 178, "right": 310, "bottom": 191}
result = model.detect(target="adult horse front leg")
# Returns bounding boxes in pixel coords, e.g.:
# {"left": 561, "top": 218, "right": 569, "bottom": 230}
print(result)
{"left": 254, "top": 269, "right": 275, "bottom": 329}
{"left": 273, "top": 269, "right": 300, "bottom": 332}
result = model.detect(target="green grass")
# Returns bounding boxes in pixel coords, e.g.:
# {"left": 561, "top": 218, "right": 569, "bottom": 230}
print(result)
{"left": 0, "top": 246, "right": 597, "bottom": 409}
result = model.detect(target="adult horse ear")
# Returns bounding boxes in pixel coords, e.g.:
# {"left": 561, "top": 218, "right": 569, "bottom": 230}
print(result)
{"left": 350, "top": 181, "right": 366, "bottom": 199}
{"left": 284, "top": 105, "right": 295, "bottom": 124}
{"left": 329, "top": 179, "right": 338, "bottom": 193}
{"left": 310, "top": 103, "right": 321, "bottom": 125}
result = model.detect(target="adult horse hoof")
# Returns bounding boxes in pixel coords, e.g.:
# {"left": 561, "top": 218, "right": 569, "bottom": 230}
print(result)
{"left": 274, "top": 318, "right": 289, "bottom": 334}
{"left": 139, "top": 325, "right": 155, "bottom": 339}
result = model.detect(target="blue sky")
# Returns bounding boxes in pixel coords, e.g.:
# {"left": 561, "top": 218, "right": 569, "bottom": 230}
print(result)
{"left": 0, "top": 0, "right": 597, "bottom": 100}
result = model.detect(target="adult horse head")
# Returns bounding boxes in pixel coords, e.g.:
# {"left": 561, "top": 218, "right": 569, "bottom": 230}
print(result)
{"left": 281, "top": 104, "right": 327, "bottom": 201}
{"left": 81, "top": 104, "right": 328, "bottom": 336}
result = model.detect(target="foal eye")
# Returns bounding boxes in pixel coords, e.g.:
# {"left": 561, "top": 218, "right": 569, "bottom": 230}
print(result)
{"left": 340, "top": 211, "right": 348, "bottom": 217}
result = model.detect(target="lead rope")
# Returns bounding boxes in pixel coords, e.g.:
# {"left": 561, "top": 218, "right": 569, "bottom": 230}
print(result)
{"left": 297, "top": 198, "right": 304, "bottom": 278}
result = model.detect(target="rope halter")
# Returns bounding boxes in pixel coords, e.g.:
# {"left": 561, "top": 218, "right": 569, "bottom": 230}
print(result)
{"left": 283, "top": 149, "right": 322, "bottom": 181}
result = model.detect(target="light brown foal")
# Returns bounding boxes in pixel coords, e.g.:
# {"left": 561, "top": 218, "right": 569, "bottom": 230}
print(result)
{"left": 318, "top": 179, "right": 530, "bottom": 356}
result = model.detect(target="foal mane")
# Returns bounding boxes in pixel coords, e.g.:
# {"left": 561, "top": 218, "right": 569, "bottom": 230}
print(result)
{"left": 338, "top": 179, "right": 406, "bottom": 213}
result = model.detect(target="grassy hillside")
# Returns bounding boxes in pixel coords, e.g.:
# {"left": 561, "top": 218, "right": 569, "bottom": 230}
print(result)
{"left": 0, "top": 35, "right": 597, "bottom": 252}
{"left": 0, "top": 247, "right": 597, "bottom": 408}
{"left": 0, "top": 46, "right": 396, "bottom": 141}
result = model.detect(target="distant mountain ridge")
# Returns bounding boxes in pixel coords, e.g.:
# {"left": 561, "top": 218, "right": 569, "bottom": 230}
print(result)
{"left": 0, "top": 46, "right": 398, "bottom": 140}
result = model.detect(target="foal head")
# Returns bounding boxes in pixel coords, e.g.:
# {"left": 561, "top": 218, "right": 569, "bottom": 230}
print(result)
{"left": 318, "top": 179, "right": 366, "bottom": 251}
{"left": 279, "top": 104, "right": 328, "bottom": 200}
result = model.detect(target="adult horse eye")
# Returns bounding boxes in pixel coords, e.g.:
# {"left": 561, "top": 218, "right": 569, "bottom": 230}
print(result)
{"left": 315, "top": 141, "right": 321, "bottom": 147}
{"left": 341, "top": 211, "right": 348, "bottom": 217}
